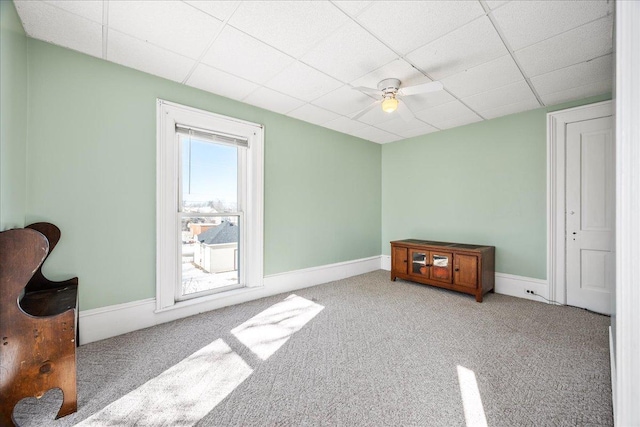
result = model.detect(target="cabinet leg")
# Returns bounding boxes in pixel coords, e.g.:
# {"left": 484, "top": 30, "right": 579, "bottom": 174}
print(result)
{"left": 391, "top": 275, "right": 397, "bottom": 282}
{"left": 475, "top": 293, "right": 483, "bottom": 303}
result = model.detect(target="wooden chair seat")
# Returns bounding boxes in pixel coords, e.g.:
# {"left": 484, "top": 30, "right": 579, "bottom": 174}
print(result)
{"left": 20, "top": 285, "right": 78, "bottom": 317}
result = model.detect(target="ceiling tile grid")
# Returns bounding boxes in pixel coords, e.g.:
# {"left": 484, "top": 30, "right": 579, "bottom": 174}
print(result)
{"left": 491, "top": 0, "right": 614, "bottom": 51}
{"left": 242, "top": 87, "right": 305, "bottom": 115}
{"left": 42, "top": 0, "right": 104, "bottom": 24}
{"left": 200, "top": 26, "right": 295, "bottom": 85}
{"left": 286, "top": 104, "right": 341, "bottom": 127}
{"left": 13, "top": 0, "right": 615, "bottom": 144}
{"left": 299, "top": 20, "right": 398, "bottom": 83}
{"left": 107, "top": 29, "right": 196, "bottom": 83}
{"left": 515, "top": 16, "right": 614, "bottom": 78}
{"left": 530, "top": 54, "right": 613, "bottom": 96}
{"left": 187, "top": 64, "right": 260, "bottom": 102}
{"left": 264, "top": 61, "right": 343, "bottom": 103}
{"left": 15, "top": 0, "right": 103, "bottom": 58}
{"left": 354, "top": 1, "right": 485, "bottom": 55}
{"left": 228, "top": 1, "right": 349, "bottom": 59}
{"left": 108, "top": 0, "right": 223, "bottom": 60}
{"left": 463, "top": 80, "right": 538, "bottom": 113}
{"left": 350, "top": 126, "right": 402, "bottom": 144}
{"left": 476, "top": 98, "right": 541, "bottom": 121}
{"left": 441, "top": 55, "right": 523, "bottom": 99}
{"left": 405, "top": 16, "right": 509, "bottom": 80}
{"left": 415, "top": 100, "right": 482, "bottom": 129}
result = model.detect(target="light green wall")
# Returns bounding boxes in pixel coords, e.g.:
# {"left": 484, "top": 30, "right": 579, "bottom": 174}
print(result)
{"left": 0, "top": 0, "right": 27, "bottom": 230}
{"left": 381, "top": 94, "right": 611, "bottom": 280}
{"left": 25, "top": 39, "right": 381, "bottom": 310}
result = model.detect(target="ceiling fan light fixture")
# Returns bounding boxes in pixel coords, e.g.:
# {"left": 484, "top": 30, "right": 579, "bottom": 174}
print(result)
{"left": 381, "top": 97, "right": 399, "bottom": 113}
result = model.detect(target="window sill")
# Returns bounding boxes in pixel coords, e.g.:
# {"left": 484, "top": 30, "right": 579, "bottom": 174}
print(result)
{"left": 154, "top": 284, "right": 263, "bottom": 314}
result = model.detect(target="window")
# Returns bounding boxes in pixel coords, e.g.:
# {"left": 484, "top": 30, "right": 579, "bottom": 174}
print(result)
{"left": 156, "top": 100, "right": 263, "bottom": 311}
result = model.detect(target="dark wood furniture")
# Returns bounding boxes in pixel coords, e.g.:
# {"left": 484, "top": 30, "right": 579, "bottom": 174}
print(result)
{"left": 391, "top": 239, "right": 495, "bottom": 302}
{"left": 0, "top": 224, "right": 78, "bottom": 426}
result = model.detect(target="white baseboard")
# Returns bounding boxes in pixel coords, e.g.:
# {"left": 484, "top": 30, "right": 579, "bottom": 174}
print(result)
{"left": 494, "top": 272, "right": 549, "bottom": 302}
{"left": 381, "top": 254, "right": 391, "bottom": 271}
{"left": 79, "top": 255, "right": 382, "bottom": 345}
{"left": 610, "top": 326, "right": 616, "bottom": 422}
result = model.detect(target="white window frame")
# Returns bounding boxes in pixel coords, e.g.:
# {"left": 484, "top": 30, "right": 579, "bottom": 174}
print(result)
{"left": 156, "top": 99, "right": 263, "bottom": 312}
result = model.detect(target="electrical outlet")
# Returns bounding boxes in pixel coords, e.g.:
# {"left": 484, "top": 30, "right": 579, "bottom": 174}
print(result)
{"left": 525, "top": 289, "right": 535, "bottom": 295}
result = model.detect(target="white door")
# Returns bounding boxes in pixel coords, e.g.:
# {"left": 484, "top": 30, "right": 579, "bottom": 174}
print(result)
{"left": 566, "top": 116, "right": 614, "bottom": 315}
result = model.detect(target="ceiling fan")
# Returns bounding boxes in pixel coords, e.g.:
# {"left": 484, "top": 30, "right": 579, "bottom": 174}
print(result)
{"left": 351, "top": 78, "right": 444, "bottom": 121}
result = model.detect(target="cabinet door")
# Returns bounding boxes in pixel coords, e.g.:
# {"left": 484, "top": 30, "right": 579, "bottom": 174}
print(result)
{"left": 392, "top": 246, "right": 408, "bottom": 274}
{"left": 429, "top": 251, "right": 453, "bottom": 283}
{"left": 409, "top": 249, "right": 430, "bottom": 278}
{"left": 454, "top": 254, "right": 478, "bottom": 288}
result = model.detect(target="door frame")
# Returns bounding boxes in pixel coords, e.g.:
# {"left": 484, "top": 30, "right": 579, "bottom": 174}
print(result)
{"left": 546, "top": 100, "right": 613, "bottom": 305}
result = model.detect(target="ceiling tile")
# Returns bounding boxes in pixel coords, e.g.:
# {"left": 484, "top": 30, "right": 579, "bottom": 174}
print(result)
{"left": 287, "top": 104, "right": 341, "bottom": 126}
{"left": 373, "top": 116, "right": 436, "bottom": 136}
{"left": 323, "top": 117, "right": 369, "bottom": 134}
{"left": 109, "top": 1, "right": 222, "bottom": 59}
{"left": 201, "top": 26, "right": 294, "bottom": 85}
{"left": 300, "top": 21, "right": 397, "bottom": 83}
{"left": 43, "top": 0, "right": 103, "bottom": 23}
{"left": 396, "top": 125, "right": 439, "bottom": 139}
{"left": 485, "top": 1, "right": 510, "bottom": 10}
{"left": 437, "top": 115, "right": 483, "bottom": 130}
{"left": 463, "top": 80, "right": 537, "bottom": 112}
{"left": 402, "top": 89, "right": 456, "bottom": 113}
{"left": 183, "top": 1, "right": 240, "bottom": 22}
{"left": 350, "top": 126, "right": 401, "bottom": 144}
{"left": 355, "top": 1, "right": 484, "bottom": 55}
{"left": 312, "top": 85, "right": 378, "bottom": 116}
{"left": 406, "top": 17, "right": 508, "bottom": 80}
{"left": 540, "top": 79, "right": 612, "bottom": 106}
{"left": 331, "top": 1, "right": 373, "bottom": 17}
{"left": 414, "top": 100, "right": 481, "bottom": 129}
{"left": 107, "top": 30, "right": 195, "bottom": 82}
{"left": 442, "top": 55, "right": 523, "bottom": 99}
{"left": 15, "top": 1, "right": 102, "bottom": 58}
{"left": 350, "top": 58, "right": 432, "bottom": 91}
{"left": 186, "top": 64, "right": 260, "bottom": 101}
{"left": 476, "top": 98, "right": 541, "bottom": 120}
{"left": 228, "top": 1, "right": 348, "bottom": 59}
{"left": 265, "top": 62, "right": 343, "bottom": 102}
{"left": 492, "top": 0, "right": 613, "bottom": 50}
{"left": 515, "top": 17, "right": 613, "bottom": 78}
{"left": 242, "top": 87, "right": 305, "bottom": 114}
{"left": 531, "top": 54, "right": 613, "bottom": 96}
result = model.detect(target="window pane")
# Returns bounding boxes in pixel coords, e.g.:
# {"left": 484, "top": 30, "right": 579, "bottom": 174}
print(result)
{"left": 181, "top": 135, "right": 238, "bottom": 213}
{"left": 181, "top": 216, "right": 240, "bottom": 296}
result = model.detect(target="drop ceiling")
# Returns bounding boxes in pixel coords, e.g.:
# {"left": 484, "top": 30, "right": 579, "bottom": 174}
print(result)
{"left": 14, "top": 0, "right": 614, "bottom": 144}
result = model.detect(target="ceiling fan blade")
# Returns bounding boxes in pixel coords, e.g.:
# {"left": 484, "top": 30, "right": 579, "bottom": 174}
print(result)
{"left": 351, "top": 101, "right": 381, "bottom": 120}
{"left": 399, "top": 81, "right": 444, "bottom": 97}
{"left": 397, "top": 98, "right": 416, "bottom": 122}
{"left": 352, "top": 86, "right": 382, "bottom": 96}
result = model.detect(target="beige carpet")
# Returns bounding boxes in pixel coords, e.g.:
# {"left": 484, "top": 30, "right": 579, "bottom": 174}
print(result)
{"left": 13, "top": 270, "right": 612, "bottom": 426}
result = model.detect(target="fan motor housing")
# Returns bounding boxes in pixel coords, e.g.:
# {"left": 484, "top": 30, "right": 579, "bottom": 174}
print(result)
{"left": 377, "top": 78, "right": 401, "bottom": 95}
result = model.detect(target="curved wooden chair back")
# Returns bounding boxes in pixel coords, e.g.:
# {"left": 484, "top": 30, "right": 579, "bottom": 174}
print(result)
{"left": 0, "top": 228, "right": 77, "bottom": 426}
{"left": 25, "top": 222, "right": 62, "bottom": 292}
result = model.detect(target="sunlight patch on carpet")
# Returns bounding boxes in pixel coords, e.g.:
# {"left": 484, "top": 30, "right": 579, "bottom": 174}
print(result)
{"left": 74, "top": 339, "right": 252, "bottom": 426}
{"left": 231, "top": 294, "right": 324, "bottom": 360}
{"left": 457, "top": 365, "right": 488, "bottom": 427}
